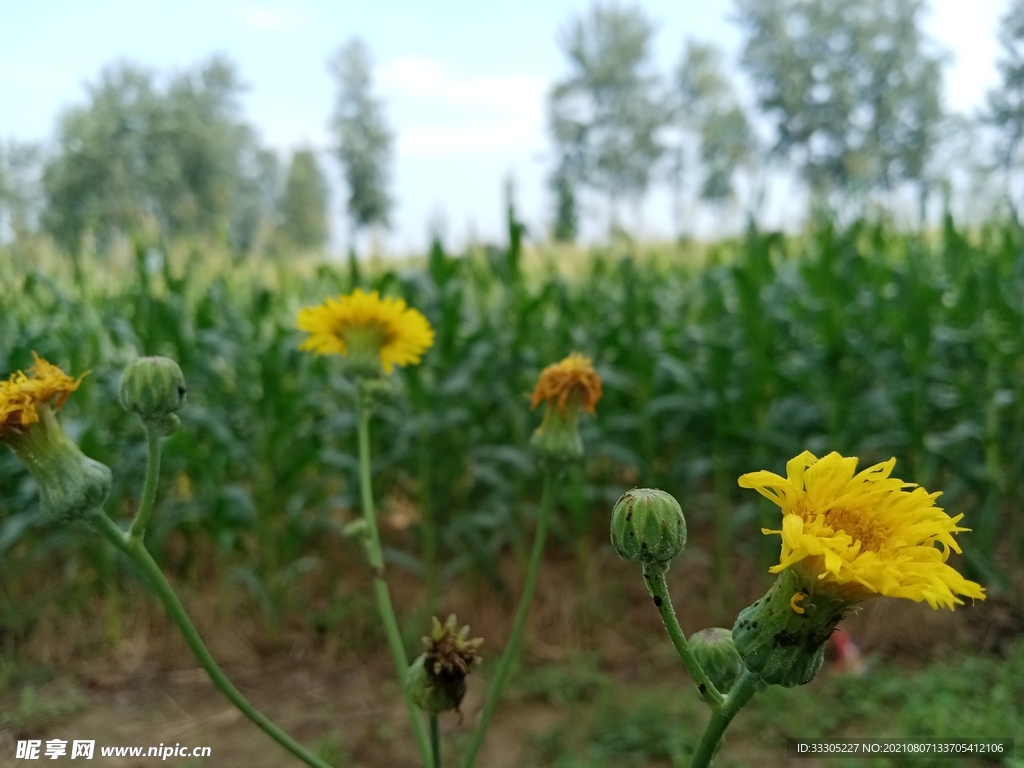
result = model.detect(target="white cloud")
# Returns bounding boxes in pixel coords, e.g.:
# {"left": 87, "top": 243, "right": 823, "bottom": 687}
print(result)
{"left": 376, "top": 56, "right": 547, "bottom": 157}
{"left": 232, "top": 5, "right": 309, "bottom": 32}
{"left": 398, "top": 120, "right": 543, "bottom": 156}
{"left": 0, "top": 63, "right": 57, "bottom": 88}
{"left": 378, "top": 56, "right": 546, "bottom": 111}
{"left": 927, "top": 0, "right": 1006, "bottom": 114}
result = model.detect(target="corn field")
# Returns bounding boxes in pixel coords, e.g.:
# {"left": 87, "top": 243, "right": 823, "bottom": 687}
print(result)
{"left": 2, "top": 214, "right": 1023, "bottom": 645}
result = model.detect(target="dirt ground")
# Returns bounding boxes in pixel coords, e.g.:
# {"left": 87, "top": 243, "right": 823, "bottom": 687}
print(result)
{"left": 2, "top": 535, "right": 1021, "bottom": 768}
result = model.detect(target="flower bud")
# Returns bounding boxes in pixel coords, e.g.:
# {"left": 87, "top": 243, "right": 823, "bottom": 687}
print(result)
{"left": 406, "top": 615, "right": 483, "bottom": 715}
{"left": 610, "top": 488, "right": 687, "bottom": 565}
{"left": 119, "top": 357, "right": 186, "bottom": 430}
{"left": 689, "top": 628, "right": 744, "bottom": 695}
{"left": 732, "top": 566, "right": 854, "bottom": 688}
{"left": 529, "top": 353, "right": 602, "bottom": 465}
{"left": 529, "top": 407, "right": 585, "bottom": 463}
{"left": 4, "top": 405, "right": 111, "bottom": 522}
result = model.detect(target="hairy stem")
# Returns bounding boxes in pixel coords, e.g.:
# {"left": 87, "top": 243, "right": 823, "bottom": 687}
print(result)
{"left": 458, "top": 469, "right": 558, "bottom": 768}
{"left": 356, "top": 388, "right": 435, "bottom": 768}
{"left": 419, "top": 413, "right": 439, "bottom": 615}
{"left": 430, "top": 714, "right": 442, "bottom": 768}
{"left": 128, "top": 427, "right": 162, "bottom": 540}
{"left": 688, "top": 669, "right": 760, "bottom": 768}
{"left": 643, "top": 565, "right": 725, "bottom": 711}
{"left": 95, "top": 512, "right": 334, "bottom": 768}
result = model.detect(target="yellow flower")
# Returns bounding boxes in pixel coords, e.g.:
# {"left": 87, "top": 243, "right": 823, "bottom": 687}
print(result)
{"left": 0, "top": 354, "right": 110, "bottom": 522}
{"left": 739, "top": 451, "right": 985, "bottom": 610}
{"left": 0, "top": 353, "right": 87, "bottom": 438}
{"left": 530, "top": 353, "right": 602, "bottom": 415}
{"left": 296, "top": 289, "right": 434, "bottom": 374}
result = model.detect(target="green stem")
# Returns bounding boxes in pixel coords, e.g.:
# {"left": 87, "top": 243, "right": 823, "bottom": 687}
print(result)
{"left": 356, "top": 388, "right": 435, "bottom": 768}
{"left": 129, "top": 427, "right": 163, "bottom": 540}
{"left": 644, "top": 566, "right": 725, "bottom": 711}
{"left": 419, "top": 413, "right": 439, "bottom": 615}
{"left": 688, "top": 669, "right": 760, "bottom": 768}
{"left": 430, "top": 714, "right": 442, "bottom": 768}
{"left": 458, "top": 469, "right": 558, "bottom": 768}
{"left": 94, "top": 512, "right": 333, "bottom": 768}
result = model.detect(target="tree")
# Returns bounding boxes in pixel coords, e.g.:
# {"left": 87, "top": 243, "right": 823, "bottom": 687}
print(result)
{"left": 231, "top": 147, "right": 281, "bottom": 255}
{"left": 42, "top": 64, "right": 158, "bottom": 254}
{"left": 984, "top": 0, "right": 1024, "bottom": 210}
{"left": 329, "top": 38, "right": 393, "bottom": 248}
{"left": 675, "top": 40, "right": 757, "bottom": 207}
{"left": 278, "top": 149, "right": 329, "bottom": 251}
{"left": 153, "top": 57, "right": 261, "bottom": 244}
{"left": 549, "top": 3, "right": 670, "bottom": 228}
{"left": 0, "top": 140, "right": 42, "bottom": 242}
{"left": 41, "top": 57, "right": 273, "bottom": 256}
{"left": 734, "top": 0, "right": 944, "bottom": 204}
{"left": 550, "top": 162, "right": 579, "bottom": 242}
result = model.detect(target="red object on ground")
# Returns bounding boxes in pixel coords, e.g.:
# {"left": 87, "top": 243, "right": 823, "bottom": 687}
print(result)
{"left": 830, "top": 628, "right": 866, "bottom": 676}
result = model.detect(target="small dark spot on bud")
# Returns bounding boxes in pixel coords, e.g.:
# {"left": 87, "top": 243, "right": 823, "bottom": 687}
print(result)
{"left": 773, "top": 630, "right": 800, "bottom": 648}
{"left": 751, "top": 621, "right": 758, "bottom": 628}
{"left": 640, "top": 541, "right": 648, "bottom": 550}
{"left": 653, "top": 595, "right": 663, "bottom": 607}
{"left": 698, "top": 683, "right": 707, "bottom": 694}
{"left": 643, "top": 572, "right": 651, "bottom": 581}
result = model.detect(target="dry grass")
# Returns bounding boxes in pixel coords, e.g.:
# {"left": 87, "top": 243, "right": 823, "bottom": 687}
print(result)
{"left": 3, "top": 519, "right": 1020, "bottom": 767}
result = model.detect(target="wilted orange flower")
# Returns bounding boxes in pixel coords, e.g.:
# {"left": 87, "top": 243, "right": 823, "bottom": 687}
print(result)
{"left": 530, "top": 353, "right": 602, "bottom": 415}
{"left": 0, "top": 353, "right": 86, "bottom": 438}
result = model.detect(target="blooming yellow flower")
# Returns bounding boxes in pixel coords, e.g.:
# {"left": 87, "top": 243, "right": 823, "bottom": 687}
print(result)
{"left": 296, "top": 289, "right": 434, "bottom": 374}
{"left": 0, "top": 353, "right": 86, "bottom": 438}
{"left": 739, "top": 451, "right": 985, "bottom": 610}
{"left": 530, "top": 353, "right": 602, "bottom": 415}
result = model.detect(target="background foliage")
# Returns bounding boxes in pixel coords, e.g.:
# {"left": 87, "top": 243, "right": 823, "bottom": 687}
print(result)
{"left": 2, "top": 211, "right": 1022, "bottom": 644}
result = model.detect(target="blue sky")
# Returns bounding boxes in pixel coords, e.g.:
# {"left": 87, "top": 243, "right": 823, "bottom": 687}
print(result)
{"left": 0, "top": 0, "right": 1011, "bottom": 252}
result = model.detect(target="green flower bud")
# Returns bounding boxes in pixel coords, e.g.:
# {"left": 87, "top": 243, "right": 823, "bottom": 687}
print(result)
{"left": 610, "top": 488, "right": 687, "bottom": 565}
{"left": 4, "top": 405, "right": 111, "bottom": 523}
{"left": 529, "top": 406, "right": 585, "bottom": 464}
{"left": 732, "top": 567, "right": 855, "bottom": 688}
{"left": 689, "top": 628, "right": 744, "bottom": 695}
{"left": 407, "top": 653, "right": 462, "bottom": 715}
{"left": 119, "top": 357, "right": 186, "bottom": 429}
{"left": 406, "top": 615, "right": 483, "bottom": 715}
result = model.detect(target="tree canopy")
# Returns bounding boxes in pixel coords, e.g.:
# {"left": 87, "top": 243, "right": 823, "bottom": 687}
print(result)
{"left": 329, "top": 38, "right": 394, "bottom": 240}
{"left": 278, "top": 149, "right": 329, "bottom": 252}
{"left": 676, "top": 40, "right": 757, "bottom": 205}
{"left": 549, "top": 3, "right": 669, "bottom": 220}
{"left": 41, "top": 57, "right": 272, "bottom": 254}
{"left": 0, "top": 140, "right": 42, "bottom": 242}
{"left": 735, "top": 0, "right": 944, "bottom": 200}
{"left": 985, "top": 0, "right": 1024, "bottom": 208}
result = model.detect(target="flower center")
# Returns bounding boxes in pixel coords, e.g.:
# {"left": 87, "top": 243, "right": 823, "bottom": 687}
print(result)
{"left": 820, "top": 506, "right": 886, "bottom": 552}
{"left": 341, "top": 322, "right": 394, "bottom": 354}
